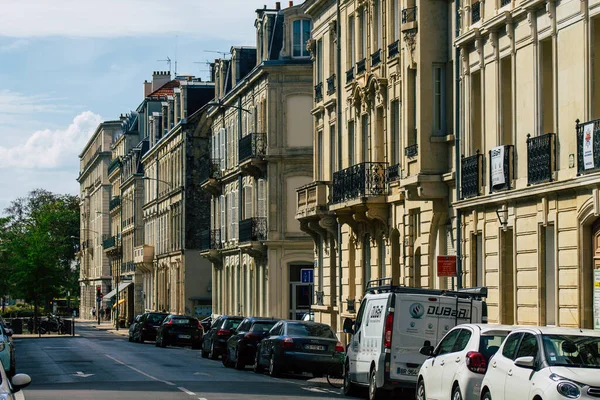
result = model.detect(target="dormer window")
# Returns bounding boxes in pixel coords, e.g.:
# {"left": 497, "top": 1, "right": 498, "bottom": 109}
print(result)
{"left": 293, "top": 19, "right": 312, "bottom": 57}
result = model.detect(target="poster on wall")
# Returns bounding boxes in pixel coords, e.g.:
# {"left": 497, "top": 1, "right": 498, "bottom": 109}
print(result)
{"left": 584, "top": 123, "right": 595, "bottom": 170}
{"left": 594, "top": 269, "right": 600, "bottom": 330}
{"left": 490, "top": 146, "right": 505, "bottom": 186}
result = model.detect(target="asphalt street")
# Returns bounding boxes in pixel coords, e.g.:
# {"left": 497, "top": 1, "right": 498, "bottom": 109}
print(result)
{"left": 13, "top": 321, "right": 346, "bottom": 400}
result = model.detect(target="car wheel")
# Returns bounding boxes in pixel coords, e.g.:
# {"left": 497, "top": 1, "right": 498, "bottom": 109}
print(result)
{"left": 452, "top": 385, "right": 463, "bottom": 400}
{"left": 268, "top": 354, "right": 280, "bottom": 377}
{"left": 138, "top": 333, "right": 145, "bottom": 343}
{"left": 160, "top": 336, "right": 167, "bottom": 348}
{"left": 222, "top": 350, "right": 233, "bottom": 368}
{"left": 128, "top": 335, "right": 133, "bottom": 342}
{"left": 209, "top": 343, "right": 218, "bottom": 360}
{"left": 201, "top": 343, "right": 209, "bottom": 358}
{"left": 253, "top": 352, "right": 263, "bottom": 373}
{"left": 416, "top": 379, "right": 426, "bottom": 400}
{"left": 234, "top": 346, "right": 245, "bottom": 370}
{"left": 342, "top": 360, "right": 359, "bottom": 397}
{"left": 155, "top": 339, "right": 160, "bottom": 347}
{"left": 482, "top": 390, "right": 492, "bottom": 400}
{"left": 368, "top": 368, "right": 387, "bottom": 400}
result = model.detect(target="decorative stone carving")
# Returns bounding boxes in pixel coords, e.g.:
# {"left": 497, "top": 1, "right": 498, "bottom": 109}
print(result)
{"left": 306, "top": 38, "right": 316, "bottom": 61}
{"left": 329, "top": 20, "right": 337, "bottom": 42}
{"left": 403, "top": 30, "right": 417, "bottom": 68}
{"left": 460, "top": 47, "right": 469, "bottom": 76}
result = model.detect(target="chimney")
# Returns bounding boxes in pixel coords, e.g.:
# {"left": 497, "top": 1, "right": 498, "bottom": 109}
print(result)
{"left": 275, "top": 2, "right": 280, "bottom": 10}
{"left": 151, "top": 71, "right": 171, "bottom": 93}
{"left": 143, "top": 80, "right": 152, "bottom": 97}
{"left": 289, "top": 1, "right": 293, "bottom": 6}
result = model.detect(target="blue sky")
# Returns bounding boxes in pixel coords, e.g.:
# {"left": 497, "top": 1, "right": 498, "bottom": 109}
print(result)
{"left": 0, "top": 0, "right": 279, "bottom": 213}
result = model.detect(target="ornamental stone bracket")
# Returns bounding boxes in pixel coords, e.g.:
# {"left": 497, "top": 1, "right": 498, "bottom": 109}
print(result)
{"left": 239, "top": 243, "right": 267, "bottom": 265}
{"left": 203, "top": 250, "right": 223, "bottom": 267}
{"left": 403, "top": 30, "right": 417, "bottom": 69}
{"left": 335, "top": 204, "right": 389, "bottom": 243}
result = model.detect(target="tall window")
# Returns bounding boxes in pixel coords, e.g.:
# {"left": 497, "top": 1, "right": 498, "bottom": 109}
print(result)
{"left": 293, "top": 19, "right": 312, "bottom": 57}
{"left": 348, "top": 121, "right": 355, "bottom": 167}
{"left": 474, "top": 233, "right": 483, "bottom": 287}
{"left": 362, "top": 114, "right": 369, "bottom": 162}
{"left": 393, "top": 0, "right": 400, "bottom": 42}
{"left": 348, "top": 16, "right": 356, "bottom": 67}
{"left": 361, "top": 9, "right": 368, "bottom": 59}
{"left": 363, "top": 234, "right": 371, "bottom": 288}
{"left": 433, "top": 65, "right": 446, "bottom": 135}
{"left": 317, "top": 130, "right": 323, "bottom": 180}
{"left": 374, "top": 0, "right": 382, "bottom": 50}
{"left": 330, "top": 124, "right": 336, "bottom": 179}
{"left": 543, "top": 225, "right": 556, "bottom": 325}
{"left": 391, "top": 100, "right": 401, "bottom": 164}
{"left": 317, "top": 39, "right": 323, "bottom": 84}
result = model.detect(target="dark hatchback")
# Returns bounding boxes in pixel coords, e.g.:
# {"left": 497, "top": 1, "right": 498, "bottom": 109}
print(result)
{"left": 254, "top": 320, "right": 344, "bottom": 377}
{"left": 129, "top": 312, "right": 168, "bottom": 343}
{"left": 223, "top": 318, "right": 279, "bottom": 369}
{"left": 201, "top": 315, "right": 243, "bottom": 359}
{"left": 155, "top": 315, "right": 203, "bottom": 349}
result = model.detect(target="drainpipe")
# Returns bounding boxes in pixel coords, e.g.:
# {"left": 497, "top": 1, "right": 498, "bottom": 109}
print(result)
{"left": 336, "top": 0, "right": 344, "bottom": 336}
{"left": 454, "top": 0, "right": 463, "bottom": 289}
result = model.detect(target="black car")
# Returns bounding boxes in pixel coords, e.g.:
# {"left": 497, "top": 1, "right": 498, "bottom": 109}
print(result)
{"left": 201, "top": 315, "right": 243, "bottom": 359}
{"left": 223, "top": 318, "right": 279, "bottom": 370}
{"left": 155, "top": 315, "right": 203, "bottom": 349}
{"left": 128, "top": 315, "right": 142, "bottom": 342}
{"left": 128, "top": 312, "right": 168, "bottom": 343}
{"left": 254, "top": 320, "right": 344, "bottom": 377}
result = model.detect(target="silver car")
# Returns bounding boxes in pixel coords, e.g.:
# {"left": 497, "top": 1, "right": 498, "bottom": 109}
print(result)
{"left": 0, "top": 359, "right": 31, "bottom": 400}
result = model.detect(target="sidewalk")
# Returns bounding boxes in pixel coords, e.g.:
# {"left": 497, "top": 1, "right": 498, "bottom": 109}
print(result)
{"left": 92, "top": 320, "right": 129, "bottom": 337}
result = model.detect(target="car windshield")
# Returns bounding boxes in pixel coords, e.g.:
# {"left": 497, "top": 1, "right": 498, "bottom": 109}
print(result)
{"left": 479, "top": 333, "right": 508, "bottom": 361}
{"left": 542, "top": 334, "right": 600, "bottom": 368}
{"left": 147, "top": 314, "right": 167, "bottom": 324}
{"left": 286, "top": 323, "right": 335, "bottom": 338}
{"left": 250, "top": 321, "right": 277, "bottom": 333}
{"left": 223, "top": 319, "right": 242, "bottom": 330}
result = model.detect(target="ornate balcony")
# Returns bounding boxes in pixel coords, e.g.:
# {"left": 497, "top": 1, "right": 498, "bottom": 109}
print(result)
{"left": 461, "top": 152, "right": 483, "bottom": 199}
{"left": 387, "top": 164, "right": 401, "bottom": 182}
{"left": 577, "top": 118, "right": 600, "bottom": 175}
{"left": 471, "top": 1, "right": 481, "bottom": 23}
{"left": 388, "top": 40, "right": 399, "bottom": 58}
{"left": 402, "top": 6, "right": 417, "bottom": 23}
{"left": 332, "top": 162, "right": 388, "bottom": 204}
{"left": 133, "top": 245, "right": 154, "bottom": 265}
{"left": 405, "top": 144, "right": 418, "bottom": 159}
{"left": 356, "top": 58, "right": 366, "bottom": 75}
{"left": 239, "top": 133, "right": 266, "bottom": 177}
{"left": 488, "top": 145, "right": 514, "bottom": 193}
{"left": 527, "top": 133, "right": 556, "bottom": 185}
{"left": 371, "top": 49, "right": 381, "bottom": 68}
{"left": 103, "top": 235, "right": 122, "bottom": 258}
{"left": 199, "top": 230, "right": 223, "bottom": 265}
{"left": 296, "top": 181, "right": 330, "bottom": 220}
{"left": 239, "top": 218, "right": 267, "bottom": 243}
{"left": 346, "top": 67, "right": 354, "bottom": 84}
{"left": 200, "top": 158, "right": 222, "bottom": 195}
{"left": 109, "top": 196, "right": 121, "bottom": 211}
{"left": 107, "top": 157, "right": 122, "bottom": 176}
{"left": 326, "top": 75, "right": 336, "bottom": 95}
{"left": 314, "top": 82, "right": 323, "bottom": 103}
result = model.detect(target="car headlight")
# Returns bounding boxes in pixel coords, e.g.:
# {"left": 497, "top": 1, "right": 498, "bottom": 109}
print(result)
{"left": 557, "top": 382, "right": 581, "bottom": 399}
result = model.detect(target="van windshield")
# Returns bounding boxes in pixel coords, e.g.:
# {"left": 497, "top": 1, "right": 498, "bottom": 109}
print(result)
{"left": 542, "top": 334, "right": 600, "bottom": 368}
{"left": 479, "top": 333, "right": 508, "bottom": 361}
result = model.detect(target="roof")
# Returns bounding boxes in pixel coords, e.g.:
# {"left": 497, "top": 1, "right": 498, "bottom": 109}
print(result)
{"left": 456, "top": 323, "right": 514, "bottom": 333}
{"left": 147, "top": 80, "right": 180, "bottom": 99}
{"left": 509, "top": 326, "right": 600, "bottom": 336}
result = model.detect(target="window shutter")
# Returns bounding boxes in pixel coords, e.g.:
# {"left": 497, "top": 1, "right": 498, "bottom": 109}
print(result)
{"left": 257, "top": 179, "right": 266, "bottom": 218}
{"left": 220, "top": 128, "right": 226, "bottom": 170}
{"left": 244, "top": 184, "right": 253, "bottom": 219}
{"left": 220, "top": 195, "right": 225, "bottom": 242}
{"left": 233, "top": 190, "right": 239, "bottom": 240}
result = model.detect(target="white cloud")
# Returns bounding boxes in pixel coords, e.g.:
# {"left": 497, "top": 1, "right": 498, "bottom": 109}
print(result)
{"left": 0, "top": 39, "right": 29, "bottom": 53}
{"left": 0, "top": 111, "right": 102, "bottom": 169}
{"left": 0, "top": 0, "right": 278, "bottom": 41}
{"left": 0, "top": 90, "right": 73, "bottom": 115}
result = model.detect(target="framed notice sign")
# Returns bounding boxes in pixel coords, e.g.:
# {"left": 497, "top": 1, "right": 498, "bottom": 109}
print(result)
{"left": 490, "top": 146, "right": 505, "bottom": 186}
{"left": 584, "top": 123, "right": 595, "bottom": 170}
{"left": 437, "top": 256, "right": 457, "bottom": 277}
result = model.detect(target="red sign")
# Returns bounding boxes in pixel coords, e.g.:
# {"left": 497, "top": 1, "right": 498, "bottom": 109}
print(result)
{"left": 437, "top": 256, "right": 457, "bottom": 277}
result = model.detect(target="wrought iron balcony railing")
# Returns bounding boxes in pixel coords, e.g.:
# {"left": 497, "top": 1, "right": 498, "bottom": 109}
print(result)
{"left": 461, "top": 151, "right": 483, "bottom": 199}
{"left": 388, "top": 40, "right": 400, "bottom": 58}
{"left": 387, "top": 164, "right": 401, "bottom": 182}
{"left": 103, "top": 235, "right": 118, "bottom": 250}
{"left": 200, "top": 159, "right": 222, "bottom": 183}
{"left": 239, "top": 218, "right": 267, "bottom": 243}
{"left": 315, "top": 290, "right": 324, "bottom": 306}
{"left": 371, "top": 49, "right": 381, "bottom": 67}
{"left": 402, "top": 6, "right": 417, "bottom": 23}
{"left": 577, "top": 118, "right": 600, "bottom": 175}
{"left": 356, "top": 58, "right": 366, "bottom": 75}
{"left": 405, "top": 144, "right": 418, "bottom": 158}
{"left": 109, "top": 196, "right": 121, "bottom": 211}
{"left": 314, "top": 82, "right": 323, "bottom": 103}
{"left": 471, "top": 1, "right": 481, "bottom": 23}
{"left": 107, "top": 157, "right": 122, "bottom": 176}
{"left": 332, "top": 162, "right": 388, "bottom": 204}
{"left": 527, "top": 133, "right": 556, "bottom": 185}
{"left": 201, "top": 229, "right": 222, "bottom": 251}
{"left": 501, "top": 0, "right": 511, "bottom": 7}
{"left": 346, "top": 67, "right": 354, "bottom": 83}
{"left": 239, "top": 133, "right": 266, "bottom": 164}
{"left": 326, "top": 74, "right": 336, "bottom": 95}
{"left": 489, "top": 145, "right": 514, "bottom": 193}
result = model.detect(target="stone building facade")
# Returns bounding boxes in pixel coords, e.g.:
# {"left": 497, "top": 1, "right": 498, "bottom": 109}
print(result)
{"left": 201, "top": 3, "right": 314, "bottom": 320}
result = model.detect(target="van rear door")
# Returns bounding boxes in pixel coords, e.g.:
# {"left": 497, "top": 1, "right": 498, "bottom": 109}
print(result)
{"left": 355, "top": 294, "right": 389, "bottom": 384}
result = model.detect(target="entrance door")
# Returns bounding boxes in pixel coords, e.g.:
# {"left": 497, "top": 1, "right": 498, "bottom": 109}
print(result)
{"left": 289, "top": 282, "right": 313, "bottom": 320}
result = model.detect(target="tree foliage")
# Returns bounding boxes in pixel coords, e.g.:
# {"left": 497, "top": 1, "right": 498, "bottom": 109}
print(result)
{"left": 0, "top": 189, "right": 80, "bottom": 311}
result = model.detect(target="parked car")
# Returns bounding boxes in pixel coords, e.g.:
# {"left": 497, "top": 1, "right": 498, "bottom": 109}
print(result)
{"left": 253, "top": 320, "right": 344, "bottom": 378}
{"left": 0, "top": 324, "right": 15, "bottom": 377}
{"left": 199, "top": 316, "right": 212, "bottom": 332}
{"left": 0, "top": 317, "right": 13, "bottom": 338}
{"left": 201, "top": 315, "right": 244, "bottom": 359}
{"left": 0, "top": 359, "right": 31, "bottom": 400}
{"left": 416, "top": 324, "right": 512, "bottom": 400}
{"left": 480, "top": 326, "right": 600, "bottom": 400}
{"left": 342, "top": 279, "right": 488, "bottom": 400}
{"left": 155, "top": 315, "right": 203, "bottom": 349}
{"left": 223, "top": 317, "right": 279, "bottom": 369}
{"left": 128, "top": 315, "right": 142, "bottom": 342}
{"left": 128, "top": 312, "right": 168, "bottom": 343}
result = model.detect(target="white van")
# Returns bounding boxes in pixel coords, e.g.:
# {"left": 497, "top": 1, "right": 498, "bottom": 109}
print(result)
{"left": 342, "top": 278, "right": 488, "bottom": 400}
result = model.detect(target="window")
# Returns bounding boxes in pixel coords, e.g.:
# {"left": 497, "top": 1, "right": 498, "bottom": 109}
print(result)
{"left": 317, "top": 39, "right": 323, "bottom": 83}
{"left": 220, "top": 195, "right": 226, "bottom": 242}
{"left": 391, "top": 100, "right": 400, "bottom": 165}
{"left": 452, "top": 329, "right": 473, "bottom": 352}
{"left": 374, "top": 0, "right": 382, "bottom": 50}
{"left": 348, "top": 121, "right": 355, "bottom": 167}
{"left": 502, "top": 333, "right": 523, "bottom": 360}
{"left": 362, "top": 114, "right": 369, "bottom": 162}
{"left": 354, "top": 299, "right": 368, "bottom": 331}
{"left": 293, "top": 19, "right": 312, "bottom": 57}
{"left": 244, "top": 184, "right": 253, "bottom": 219}
{"left": 436, "top": 329, "right": 462, "bottom": 355}
{"left": 544, "top": 225, "right": 556, "bottom": 325}
{"left": 515, "top": 333, "right": 539, "bottom": 359}
{"left": 363, "top": 234, "right": 371, "bottom": 286}
{"left": 361, "top": 9, "right": 368, "bottom": 59}
{"left": 393, "top": 0, "right": 400, "bottom": 41}
{"left": 433, "top": 65, "right": 446, "bottom": 135}
{"left": 257, "top": 179, "right": 266, "bottom": 218}
{"left": 220, "top": 128, "right": 226, "bottom": 170}
{"left": 330, "top": 124, "right": 336, "bottom": 178}
{"left": 348, "top": 16, "right": 356, "bottom": 67}
{"left": 317, "top": 130, "right": 323, "bottom": 180}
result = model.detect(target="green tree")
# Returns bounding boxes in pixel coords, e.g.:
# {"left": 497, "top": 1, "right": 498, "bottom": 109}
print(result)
{"left": 0, "top": 190, "right": 79, "bottom": 323}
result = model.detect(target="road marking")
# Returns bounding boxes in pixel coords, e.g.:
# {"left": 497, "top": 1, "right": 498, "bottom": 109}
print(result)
{"left": 73, "top": 371, "right": 94, "bottom": 378}
{"left": 198, "top": 398, "right": 208, "bottom": 400}
{"left": 193, "top": 372, "right": 212, "bottom": 376}
{"left": 177, "top": 387, "right": 195, "bottom": 396}
{"left": 43, "top": 347, "right": 73, "bottom": 349}
{"left": 104, "top": 354, "right": 175, "bottom": 386}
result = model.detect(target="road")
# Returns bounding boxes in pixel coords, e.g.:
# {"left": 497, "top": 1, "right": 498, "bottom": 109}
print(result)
{"left": 14, "top": 321, "right": 345, "bottom": 400}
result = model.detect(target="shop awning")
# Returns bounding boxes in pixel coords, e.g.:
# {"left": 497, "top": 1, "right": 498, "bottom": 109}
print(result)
{"left": 112, "top": 298, "right": 126, "bottom": 308}
{"left": 103, "top": 282, "right": 133, "bottom": 300}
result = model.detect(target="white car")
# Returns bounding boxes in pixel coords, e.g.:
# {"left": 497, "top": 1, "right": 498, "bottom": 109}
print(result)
{"left": 0, "top": 359, "right": 31, "bottom": 400}
{"left": 480, "top": 326, "right": 600, "bottom": 400}
{"left": 416, "top": 323, "right": 512, "bottom": 400}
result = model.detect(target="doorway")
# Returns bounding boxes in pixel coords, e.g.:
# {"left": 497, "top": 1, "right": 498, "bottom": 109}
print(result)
{"left": 289, "top": 263, "right": 314, "bottom": 320}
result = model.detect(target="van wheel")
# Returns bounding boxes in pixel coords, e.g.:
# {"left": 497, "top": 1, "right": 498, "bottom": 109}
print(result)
{"left": 368, "top": 368, "right": 387, "bottom": 400}
{"left": 482, "top": 390, "right": 492, "bottom": 400}
{"left": 342, "top": 360, "right": 359, "bottom": 397}
{"left": 452, "top": 385, "right": 463, "bottom": 400}
{"left": 416, "top": 379, "right": 426, "bottom": 400}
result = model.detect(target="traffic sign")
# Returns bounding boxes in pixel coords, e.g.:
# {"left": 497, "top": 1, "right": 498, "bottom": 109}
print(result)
{"left": 301, "top": 269, "right": 314, "bottom": 284}
{"left": 437, "top": 255, "right": 457, "bottom": 277}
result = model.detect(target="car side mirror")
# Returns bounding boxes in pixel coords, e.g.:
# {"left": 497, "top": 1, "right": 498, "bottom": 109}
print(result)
{"left": 11, "top": 374, "right": 32, "bottom": 392}
{"left": 343, "top": 317, "right": 355, "bottom": 335}
{"left": 419, "top": 346, "right": 435, "bottom": 357}
{"left": 514, "top": 356, "right": 535, "bottom": 369}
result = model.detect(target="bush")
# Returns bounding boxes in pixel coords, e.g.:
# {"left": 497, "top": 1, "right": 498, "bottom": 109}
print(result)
{"left": 1, "top": 304, "right": 46, "bottom": 318}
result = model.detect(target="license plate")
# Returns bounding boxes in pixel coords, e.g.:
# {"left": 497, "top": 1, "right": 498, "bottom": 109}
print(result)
{"left": 398, "top": 367, "right": 418, "bottom": 376}
{"left": 178, "top": 334, "right": 191, "bottom": 339}
{"left": 305, "top": 344, "right": 325, "bottom": 351}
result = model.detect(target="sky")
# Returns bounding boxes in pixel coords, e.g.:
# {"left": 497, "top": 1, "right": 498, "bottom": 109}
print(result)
{"left": 0, "top": 0, "right": 281, "bottom": 214}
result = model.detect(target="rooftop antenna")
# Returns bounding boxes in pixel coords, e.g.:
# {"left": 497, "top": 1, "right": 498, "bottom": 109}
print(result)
{"left": 193, "top": 61, "right": 212, "bottom": 81}
{"left": 204, "top": 50, "right": 230, "bottom": 58}
{"left": 157, "top": 56, "right": 172, "bottom": 75}
{"left": 174, "top": 35, "right": 178, "bottom": 77}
